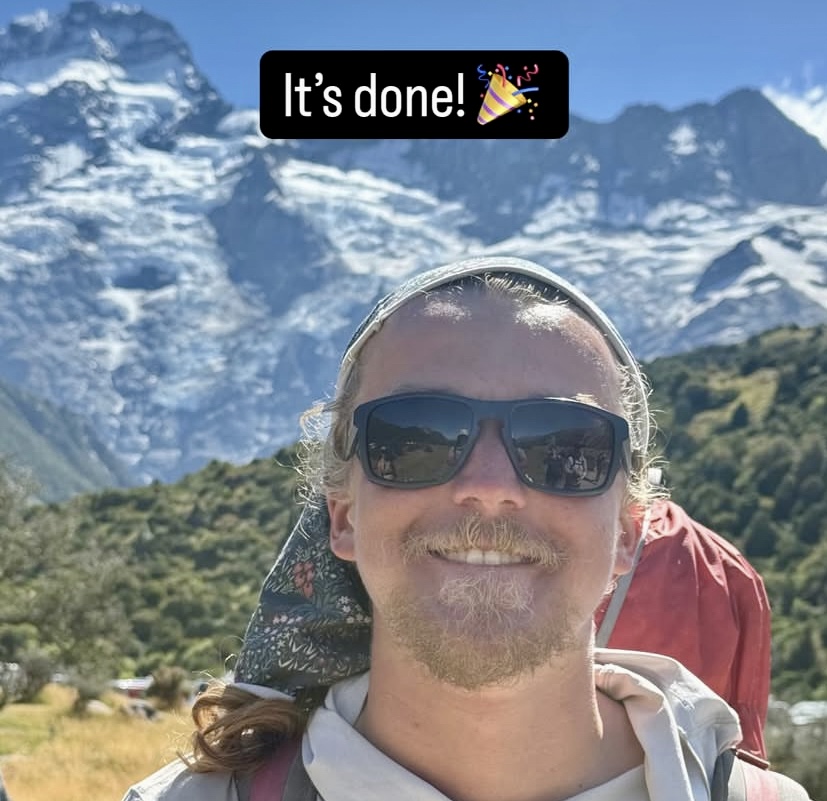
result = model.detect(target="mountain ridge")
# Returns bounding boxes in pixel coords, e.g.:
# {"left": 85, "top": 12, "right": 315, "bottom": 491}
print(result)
{"left": 0, "top": 2, "right": 826, "bottom": 487}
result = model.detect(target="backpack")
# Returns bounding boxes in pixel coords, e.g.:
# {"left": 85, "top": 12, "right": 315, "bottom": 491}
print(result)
{"left": 594, "top": 499, "right": 772, "bottom": 760}
{"left": 240, "top": 739, "right": 812, "bottom": 800}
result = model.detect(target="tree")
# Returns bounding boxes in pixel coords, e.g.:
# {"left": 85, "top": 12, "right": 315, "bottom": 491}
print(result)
{"left": 672, "top": 396, "right": 695, "bottom": 425}
{"left": 16, "top": 649, "right": 55, "bottom": 702}
{"left": 795, "top": 437, "right": 826, "bottom": 482}
{"left": 795, "top": 476, "right": 825, "bottom": 510}
{"left": 798, "top": 503, "right": 827, "bottom": 546}
{"left": 0, "top": 458, "right": 133, "bottom": 679}
{"left": 773, "top": 474, "right": 798, "bottom": 520}
{"left": 729, "top": 402, "right": 750, "bottom": 429}
{"left": 747, "top": 437, "right": 795, "bottom": 496}
{"left": 683, "top": 383, "right": 710, "bottom": 413}
{"left": 743, "top": 510, "right": 779, "bottom": 558}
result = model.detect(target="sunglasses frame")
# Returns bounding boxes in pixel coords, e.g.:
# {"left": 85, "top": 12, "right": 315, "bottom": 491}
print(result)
{"left": 350, "top": 392, "right": 631, "bottom": 497}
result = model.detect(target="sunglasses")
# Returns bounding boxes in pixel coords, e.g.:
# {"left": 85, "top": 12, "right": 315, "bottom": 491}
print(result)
{"left": 349, "top": 392, "right": 631, "bottom": 496}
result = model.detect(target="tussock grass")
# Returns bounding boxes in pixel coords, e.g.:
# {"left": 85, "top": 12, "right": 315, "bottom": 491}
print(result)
{"left": 1, "top": 685, "right": 192, "bottom": 801}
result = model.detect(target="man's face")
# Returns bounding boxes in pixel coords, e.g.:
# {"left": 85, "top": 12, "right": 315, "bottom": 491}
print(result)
{"left": 328, "top": 291, "right": 638, "bottom": 689}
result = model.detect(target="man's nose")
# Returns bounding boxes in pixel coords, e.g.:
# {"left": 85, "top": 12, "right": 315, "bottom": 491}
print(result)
{"left": 450, "top": 420, "right": 528, "bottom": 514}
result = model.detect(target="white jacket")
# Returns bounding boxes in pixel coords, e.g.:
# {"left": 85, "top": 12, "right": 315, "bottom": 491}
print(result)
{"left": 121, "top": 648, "right": 743, "bottom": 801}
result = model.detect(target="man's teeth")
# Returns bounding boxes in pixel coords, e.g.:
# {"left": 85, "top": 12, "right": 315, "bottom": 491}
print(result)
{"left": 438, "top": 549, "right": 526, "bottom": 565}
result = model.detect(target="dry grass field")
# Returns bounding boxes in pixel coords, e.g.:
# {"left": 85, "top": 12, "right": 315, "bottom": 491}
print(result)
{"left": 0, "top": 685, "right": 193, "bottom": 801}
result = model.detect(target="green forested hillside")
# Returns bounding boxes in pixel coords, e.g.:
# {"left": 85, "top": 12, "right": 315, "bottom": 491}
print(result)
{"left": 2, "top": 324, "right": 825, "bottom": 702}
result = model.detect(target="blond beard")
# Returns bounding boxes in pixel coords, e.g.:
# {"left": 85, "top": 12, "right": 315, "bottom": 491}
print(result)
{"left": 382, "top": 514, "right": 577, "bottom": 689}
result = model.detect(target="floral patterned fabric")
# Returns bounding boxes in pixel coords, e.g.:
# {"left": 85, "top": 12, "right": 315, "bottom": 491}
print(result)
{"left": 233, "top": 498, "right": 372, "bottom": 695}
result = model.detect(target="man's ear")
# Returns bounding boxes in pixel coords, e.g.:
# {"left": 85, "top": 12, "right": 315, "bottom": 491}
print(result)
{"left": 328, "top": 496, "right": 356, "bottom": 562}
{"left": 612, "top": 506, "right": 644, "bottom": 576}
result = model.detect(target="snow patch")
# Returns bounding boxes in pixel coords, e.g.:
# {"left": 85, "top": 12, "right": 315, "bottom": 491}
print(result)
{"left": 753, "top": 235, "right": 827, "bottom": 307}
{"left": 667, "top": 122, "right": 698, "bottom": 156}
{"left": 9, "top": 10, "right": 50, "bottom": 31}
{"left": 38, "top": 142, "right": 88, "bottom": 186}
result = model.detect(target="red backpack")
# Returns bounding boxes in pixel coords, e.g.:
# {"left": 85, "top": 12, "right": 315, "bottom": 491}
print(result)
{"left": 595, "top": 499, "right": 772, "bottom": 759}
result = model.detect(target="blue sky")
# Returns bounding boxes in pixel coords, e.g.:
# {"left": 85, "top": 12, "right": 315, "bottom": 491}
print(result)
{"left": 2, "top": 0, "right": 826, "bottom": 121}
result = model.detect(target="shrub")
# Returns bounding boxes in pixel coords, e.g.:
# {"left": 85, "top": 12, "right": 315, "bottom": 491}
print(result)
{"left": 146, "top": 665, "right": 189, "bottom": 710}
{"left": 16, "top": 649, "right": 55, "bottom": 703}
{"left": 70, "top": 672, "right": 109, "bottom": 716}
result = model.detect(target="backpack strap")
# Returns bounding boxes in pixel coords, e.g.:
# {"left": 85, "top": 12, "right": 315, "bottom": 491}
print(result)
{"left": 712, "top": 748, "right": 742, "bottom": 801}
{"left": 595, "top": 506, "right": 651, "bottom": 647}
{"left": 713, "top": 749, "right": 811, "bottom": 801}
{"left": 243, "top": 737, "right": 314, "bottom": 801}
{"left": 280, "top": 749, "right": 317, "bottom": 801}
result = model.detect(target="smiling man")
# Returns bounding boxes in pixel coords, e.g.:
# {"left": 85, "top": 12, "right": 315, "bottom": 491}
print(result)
{"left": 123, "top": 257, "right": 808, "bottom": 801}
{"left": 332, "top": 284, "right": 628, "bottom": 682}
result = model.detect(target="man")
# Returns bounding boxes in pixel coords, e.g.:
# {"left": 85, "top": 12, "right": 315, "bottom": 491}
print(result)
{"left": 123, "top": 256, "right": 807, "bottom": 800}
{"left": 563, "top": 447, "right": 588, "bottom": 488}
{"left": 447, "top": 430, "right": 470, "bottom": 465}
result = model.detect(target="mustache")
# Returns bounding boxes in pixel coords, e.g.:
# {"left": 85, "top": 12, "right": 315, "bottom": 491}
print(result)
{"left": 400, "top": 514, "right": 569, "bottom": 569}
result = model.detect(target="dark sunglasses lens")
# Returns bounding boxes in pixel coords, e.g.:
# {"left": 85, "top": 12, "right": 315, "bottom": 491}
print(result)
{"left": 365, "top": 397, "right": 473, "bottom": 484}
{"left": 511, "top": 404, "right": 616, "bottom": 492}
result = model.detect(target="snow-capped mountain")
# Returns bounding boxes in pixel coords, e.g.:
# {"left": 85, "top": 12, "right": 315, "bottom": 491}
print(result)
{"left": 1, "top": 2, "right": 827, "bottom": 485}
